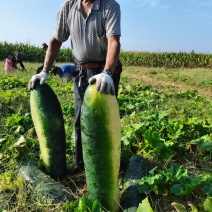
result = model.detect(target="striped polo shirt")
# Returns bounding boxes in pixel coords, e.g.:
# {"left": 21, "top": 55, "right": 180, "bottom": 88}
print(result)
{"left": 54, "top": 0, "right": 121, "bottom": 63}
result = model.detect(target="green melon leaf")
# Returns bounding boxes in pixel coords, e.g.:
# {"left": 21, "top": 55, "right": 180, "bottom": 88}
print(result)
{"left": 202, "top": 184, "right": 212, "bottom": 197}
{"left": 203, "top": 197, "right": 212, "bottom": 212}
{"left": 137, "top": 197, "right": 153, "bottom": 212}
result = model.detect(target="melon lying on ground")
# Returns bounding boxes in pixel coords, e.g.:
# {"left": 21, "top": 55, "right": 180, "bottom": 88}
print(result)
{"left": 81, "top": 84, "right": 121, "bottom": 212}
{"left": 18, "top": 162, "right": 75, "bottom": 204}
{"left": 30, "top": 82, "right": 66, "bottom": 179}
{"left": 120, "top": 155, "right": 149, "bottom": 212}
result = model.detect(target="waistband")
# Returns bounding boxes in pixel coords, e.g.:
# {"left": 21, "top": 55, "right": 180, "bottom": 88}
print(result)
{"left": 75, "top": 61, "right": 105, "bottom": 69}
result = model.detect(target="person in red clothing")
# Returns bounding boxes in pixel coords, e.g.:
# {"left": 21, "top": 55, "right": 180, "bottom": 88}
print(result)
{"left": 4, "top": 54, "right": 26, "bottom": 74}
{"left": 4, "top": 54, "right": 16, "bottom": 73}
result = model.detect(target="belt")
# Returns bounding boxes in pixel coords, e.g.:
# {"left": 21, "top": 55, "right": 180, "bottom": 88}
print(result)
{"left": 75, "top": 62, "right": 103, "bottom": 69}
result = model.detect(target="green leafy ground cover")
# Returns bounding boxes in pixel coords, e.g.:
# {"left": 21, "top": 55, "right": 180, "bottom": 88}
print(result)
{"left": 0, "top": 62, "right": 212, "bottom": 211}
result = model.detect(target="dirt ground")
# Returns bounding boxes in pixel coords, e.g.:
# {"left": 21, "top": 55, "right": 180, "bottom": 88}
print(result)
{"left": 122, "top": 72, "right": 212, "bottom": 100}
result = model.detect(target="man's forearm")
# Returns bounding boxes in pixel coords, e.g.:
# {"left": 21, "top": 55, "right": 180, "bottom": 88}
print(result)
{"left": 43, "top": 37, "right": 62, "bottom": 72}
{"left": 104, "top": 35, "right": 120, "bottom": 72}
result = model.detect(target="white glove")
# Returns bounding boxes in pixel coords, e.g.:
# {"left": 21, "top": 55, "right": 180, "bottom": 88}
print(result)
{"left": 88, "top": 72, "right": 115, "bottom": 95}
{"left": 28, "top": 71, "right": 48, "bottom": 90}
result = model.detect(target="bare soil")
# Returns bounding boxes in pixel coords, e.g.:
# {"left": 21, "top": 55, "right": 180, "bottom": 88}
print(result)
{"left": 122, "top": 72, "right": 212, "bottom": 100}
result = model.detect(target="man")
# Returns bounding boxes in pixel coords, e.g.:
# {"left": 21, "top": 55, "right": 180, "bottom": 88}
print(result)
{"left": 36, "top": 43, "right": 56, "bottom": 73}
{"left": 42, "top": 43, "right": 48, "bottom": 51}
{"left": 15, "top": 53, "right": 27, "bottom": 71}
{"left": 28, "top": 0, "right": 122, "bottom": 174}
{"left": 52, "top": 64, "right": 76, "bottom": 82}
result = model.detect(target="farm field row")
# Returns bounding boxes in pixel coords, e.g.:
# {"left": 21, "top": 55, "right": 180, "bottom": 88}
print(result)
{"left": 122, "top": 66, "right": 212, "bottom": 99}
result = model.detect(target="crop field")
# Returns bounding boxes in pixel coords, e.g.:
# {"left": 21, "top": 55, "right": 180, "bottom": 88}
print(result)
{"left": 1, "top": 61, "right": 212, "bottom": 211}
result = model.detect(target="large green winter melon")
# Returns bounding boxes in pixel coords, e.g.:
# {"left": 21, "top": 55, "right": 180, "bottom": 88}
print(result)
{"left": 81, "top": 84, "right": 121, "bottom": 212}
{"left": 30, "top": 82, "right": 66, "bottom": 178}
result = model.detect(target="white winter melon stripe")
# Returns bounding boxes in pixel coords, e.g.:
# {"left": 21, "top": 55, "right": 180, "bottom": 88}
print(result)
{"left": 30, "top": 92, "right": 51, "bottom": 166}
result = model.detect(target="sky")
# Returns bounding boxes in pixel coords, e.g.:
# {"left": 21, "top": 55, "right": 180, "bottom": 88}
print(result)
{"left": 0, "top": 0, "right": 212, "bottom": 53}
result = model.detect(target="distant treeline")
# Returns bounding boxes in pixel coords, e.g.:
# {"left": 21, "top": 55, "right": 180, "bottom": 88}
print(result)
{"left": 1, "top": 41, "right": 212, "bottom": 68}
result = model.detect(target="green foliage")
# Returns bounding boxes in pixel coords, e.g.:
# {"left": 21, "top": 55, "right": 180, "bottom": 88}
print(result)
{"left": 5, "top": 113, "right": 33, "bottom": 133}
{"left": 138, "top": 164, "right": 189, "bottom": 195}
{"left": 191, "top": 134, "right": 212, "bottom": 152}
{"left": 0, "top": 64, "right": 212, "bottom": 211}
{"left": 171, "top": 176, "right": 201, "bottom": 195}
{"left": 62, "top": 195, "right": 104, "bottom": 212}
{"left": 202, "top": 184, "right": 212, "bottom": 197}
{"left": 138, "top": 164, "right": 212, "bottom": 198}
{"left": 203, "top": 197, "right": 212, "bottom": 212}
{"left": 0, "top": 171, "right": 23, "bottom": 192}
{"left": 0, "top": 75, "right": 26, "bottom": 90}
{"left": 137, "top": 197, "right": 154, "bottom": 212}
{"left": 119, "top": 82, "right": 212, "bottom": 164}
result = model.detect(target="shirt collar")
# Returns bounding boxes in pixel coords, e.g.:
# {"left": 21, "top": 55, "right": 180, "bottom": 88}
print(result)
{"left": 77, "top": 0, "right": 100, "bottom": 11}
{"left": 92, "top": 0, "right": 100, "bottom": 10}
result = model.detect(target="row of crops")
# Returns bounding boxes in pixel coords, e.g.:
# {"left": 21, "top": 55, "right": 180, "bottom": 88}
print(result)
{"left": 1, "top": 41, "right": 212, "bottom": 68}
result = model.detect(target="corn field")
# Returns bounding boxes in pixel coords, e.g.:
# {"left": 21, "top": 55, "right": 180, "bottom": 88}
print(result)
{"left": 1, "top": 41, "right": 212, "bottom": 68}
{"left": 120, "top": 51, "right": 212, "bottom": 68}
{"left": 0, "top": 41, "right": 74, "bottom": 63}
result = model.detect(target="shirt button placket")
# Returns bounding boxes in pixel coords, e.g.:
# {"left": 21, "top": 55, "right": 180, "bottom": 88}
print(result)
{"left": 83, "top": 20, "right": 89, "bottom": 59}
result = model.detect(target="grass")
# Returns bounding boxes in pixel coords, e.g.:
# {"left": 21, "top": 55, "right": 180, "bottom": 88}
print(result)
{"left": 122, "top": 66, "right": 212, "bottom": 89}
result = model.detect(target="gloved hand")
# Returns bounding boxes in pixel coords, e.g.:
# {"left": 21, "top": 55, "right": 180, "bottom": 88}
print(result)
{"left": 28, "top": 71, "right": 48, "bottom": 90}
{"left": 88, "top": 72, "right": 115, "bottom": 95}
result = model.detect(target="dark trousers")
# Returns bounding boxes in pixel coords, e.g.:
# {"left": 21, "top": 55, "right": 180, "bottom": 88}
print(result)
{"left": 36, "top": 64, "right": 44, "bottom": 74}
{"left": 36, "top": 64, "right": 56, "bottom": 74}
{"left": 73, "top": 66, "right": 121, "bottom": 167}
